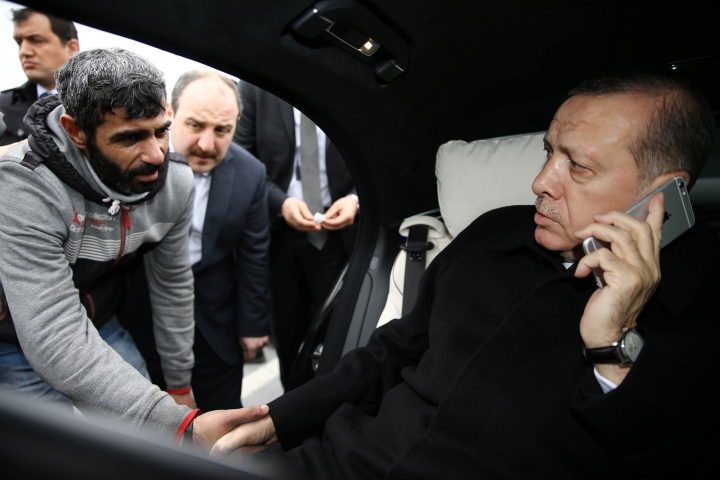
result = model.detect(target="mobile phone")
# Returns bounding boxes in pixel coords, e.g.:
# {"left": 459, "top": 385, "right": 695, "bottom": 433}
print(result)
{"left": 582, "top": 176, "right": 694, "bottom": 288}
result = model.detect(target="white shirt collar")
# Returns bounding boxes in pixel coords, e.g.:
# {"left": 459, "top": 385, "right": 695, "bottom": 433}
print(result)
{"left": 36, "top": 84, "right": 57, "bottom": 97}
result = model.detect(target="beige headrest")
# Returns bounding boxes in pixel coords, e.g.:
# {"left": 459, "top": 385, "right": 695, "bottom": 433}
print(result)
{"left": 436, "top": 133, "right": 547, "bottom": 237}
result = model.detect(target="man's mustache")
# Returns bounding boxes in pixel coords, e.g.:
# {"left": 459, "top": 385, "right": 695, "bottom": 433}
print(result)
{"left": 188, "top": 146, "right": 219, "bottom": 161}
{"left": 535, "top": 195, "right": 565, "bottom": 225}
{"left": 129, "top": 158, "right": 164, "bottom": 178}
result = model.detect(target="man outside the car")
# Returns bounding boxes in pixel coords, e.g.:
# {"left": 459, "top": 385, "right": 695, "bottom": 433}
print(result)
{"left": 0, "top": 48, "right": 264, "bottom": 443}
{"left": 123, "top": 70, "right": 272, "bottom": 411}
{"left": 0, "top": 7, "right": 79, "bottom": 146}
{"left": 211, "top": 73, "right": 718, "bottom": 477}
{"left": 234, "top": 83, "right": 358, "bottom": 387}
{"left": 170, "top": 71, "right": 271, "bottom": 410}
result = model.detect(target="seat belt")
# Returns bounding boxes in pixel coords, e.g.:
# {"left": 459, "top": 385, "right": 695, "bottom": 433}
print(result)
{"left": 400, "top": 224, "right": 434, "bottom": 316}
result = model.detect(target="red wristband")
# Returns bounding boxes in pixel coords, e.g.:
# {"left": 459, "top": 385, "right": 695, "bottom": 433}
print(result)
{"left": 173, "top": 408, "right": 201, "bottom": 443}
{"left": 166, "top": 387, "right": 192, "bottom": 395}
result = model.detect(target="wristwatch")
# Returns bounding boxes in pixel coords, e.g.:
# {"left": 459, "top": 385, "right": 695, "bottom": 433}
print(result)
{"left": 582, "top": 327, "right": 644, "bottom": 365}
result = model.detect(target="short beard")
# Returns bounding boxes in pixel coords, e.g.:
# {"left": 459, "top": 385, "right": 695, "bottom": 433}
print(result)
{"left": 85, "top": 137, "right": 168, "bottom": 195}
{"left": 535, "top": 195, "right": 566, "bottom": 226}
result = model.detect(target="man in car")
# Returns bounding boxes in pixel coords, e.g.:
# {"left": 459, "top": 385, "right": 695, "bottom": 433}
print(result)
{"left": 0, "top": 48, "right": 266, "bottom": 443}
{"left": 0, "top": 7, "right": 79, "bottom": 146}
{"left": 211, "top": 72, "right": 718, "bottom": 477}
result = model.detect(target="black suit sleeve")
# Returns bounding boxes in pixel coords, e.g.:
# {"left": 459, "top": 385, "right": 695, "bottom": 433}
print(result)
{"left": 570, "top": 245, "right": 720, "bottom": 477}
{"left": 235, "top": 81, "right": 289, "bottom": 216}
{"left": 266, "top": 228, "right": 475, "bottom": 449}
{"left": 234, "top": 161, "right": 272, "bottom": 337}
{"left": 234, "top": 81, "right": 257, "bottom": 154}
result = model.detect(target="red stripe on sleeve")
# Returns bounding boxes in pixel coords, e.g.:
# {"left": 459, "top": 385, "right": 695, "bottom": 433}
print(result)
{"left": 174, "top": 408, "right": 201, "bottom": 443}
{"left": 166, "top": 387, "right": 192, "bottom": 395}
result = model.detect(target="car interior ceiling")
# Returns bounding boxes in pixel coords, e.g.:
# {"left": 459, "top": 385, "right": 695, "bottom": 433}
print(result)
{"left": 23, "top": 0, "right": 720, "bottom": 372}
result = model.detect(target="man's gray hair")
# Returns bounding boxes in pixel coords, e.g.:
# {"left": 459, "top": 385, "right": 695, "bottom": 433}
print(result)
{"left": 171, "top": 70, "right": 241, "bottom": 117}
{"left": 55, "top": 48, "right": 166, "bottom": 137}
{"left": 569, "top": 72, "right": 714, "bottom": 191}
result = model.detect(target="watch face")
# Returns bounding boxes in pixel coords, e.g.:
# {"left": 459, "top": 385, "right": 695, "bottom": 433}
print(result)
{"left": 622, "top": 330, "right": 644, "bottom": 362}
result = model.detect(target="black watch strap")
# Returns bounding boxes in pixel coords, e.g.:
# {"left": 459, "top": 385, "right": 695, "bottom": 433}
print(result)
{"left": 582, "top": 344, "right": 623, "bottom": 364}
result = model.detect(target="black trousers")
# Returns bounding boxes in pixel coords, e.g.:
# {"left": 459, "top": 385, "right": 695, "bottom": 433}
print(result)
{"left": 270, "top": 224, "right": 347, "bottom": 389}
{"left": 191, "top": 327, "right": 244, "bottom": 411}
{"left": 118, "top": 264, "right": 244, "bottom": 410}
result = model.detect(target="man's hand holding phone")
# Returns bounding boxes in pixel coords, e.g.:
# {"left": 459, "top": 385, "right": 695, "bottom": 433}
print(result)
{"left": 573, "top": 192, "right": 665, "bottom": 385}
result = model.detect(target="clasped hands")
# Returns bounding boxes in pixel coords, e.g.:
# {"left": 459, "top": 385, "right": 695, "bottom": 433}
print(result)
{"left": 191, "top": 404, "right": 277, "bottom": 456}
{"left": 281, "top": 195, "right": 358, "bottom": 232}
{"left": 574, "top": 192, "right": 665, "bottom": 385}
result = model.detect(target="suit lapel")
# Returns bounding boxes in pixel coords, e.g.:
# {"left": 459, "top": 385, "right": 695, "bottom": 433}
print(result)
{"left": 201, "top": 154, "right": 235, "bottom": 269}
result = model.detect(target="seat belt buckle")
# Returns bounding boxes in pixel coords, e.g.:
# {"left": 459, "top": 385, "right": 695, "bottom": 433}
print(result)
{"left": 400, "top": 241, "right": 434, "bottom": 261}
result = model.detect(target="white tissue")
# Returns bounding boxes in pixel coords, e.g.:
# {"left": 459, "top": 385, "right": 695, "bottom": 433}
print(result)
{"left": 313, "top": 212, "right": 326, "bottom": 224}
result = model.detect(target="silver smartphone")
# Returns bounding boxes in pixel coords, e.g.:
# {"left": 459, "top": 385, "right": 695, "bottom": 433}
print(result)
{"left": 582, "top": 176, "right": 694, "bottom": 288}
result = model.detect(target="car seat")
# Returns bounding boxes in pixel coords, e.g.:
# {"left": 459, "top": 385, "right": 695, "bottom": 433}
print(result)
{"left": 377, "top": 132, "right": 547, "bottom": 326}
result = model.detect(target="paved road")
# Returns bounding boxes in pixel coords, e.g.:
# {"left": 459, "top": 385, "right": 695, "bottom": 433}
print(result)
{"left": 241, "top": 344, "right": 284, "bottom": 407}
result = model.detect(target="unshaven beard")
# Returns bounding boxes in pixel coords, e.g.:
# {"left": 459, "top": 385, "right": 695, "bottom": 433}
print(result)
{"left": 535, "top": 195, "right": 567, "bottom": 226}
{"left": 86, "top": 137, "right": 168, "bottom": 195}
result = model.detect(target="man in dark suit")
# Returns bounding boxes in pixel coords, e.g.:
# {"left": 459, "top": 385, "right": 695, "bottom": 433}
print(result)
{"left": 234, "top": 82, "right": 358, "bottom": 387}
{"left": 212, "top": 73, "right": 718, "bottom": 477}
{"left": 168, "top": 71, "right": 271, "bottom": 411}
{"left": 0, "top": 8, "right": 78, "bottom": 146}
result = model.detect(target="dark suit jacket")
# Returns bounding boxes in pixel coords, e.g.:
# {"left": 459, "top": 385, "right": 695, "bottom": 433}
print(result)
{"left": 192, "top": 143, "right": 272, "bottom": 365}
{"left": 0, "top": 81, "right": 37, "bottom": 146}
{"left": 269, "top": 206, "right": 719, "bottom": 478}
{"left": 233, "top": 81, "right": 355, "bottom": 227}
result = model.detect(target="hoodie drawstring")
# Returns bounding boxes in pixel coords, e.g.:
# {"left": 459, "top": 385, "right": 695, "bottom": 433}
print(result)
{"left": 103, "top": 198, "right": 121, "bottom": 215}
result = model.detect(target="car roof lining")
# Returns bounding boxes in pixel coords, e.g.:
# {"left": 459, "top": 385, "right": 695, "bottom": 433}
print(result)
{"left": 23, "top": 0, "right": 720, "bottom": 223}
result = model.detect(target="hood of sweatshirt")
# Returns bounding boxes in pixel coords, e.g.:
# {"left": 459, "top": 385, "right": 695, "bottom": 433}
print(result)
{"left": 23, "top": 95, "right": 169, "bottom": 213}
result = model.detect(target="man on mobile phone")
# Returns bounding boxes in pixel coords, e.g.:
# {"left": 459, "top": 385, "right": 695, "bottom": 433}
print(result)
{"left": 213, "top": 73, "right": 718, "bottom": 477}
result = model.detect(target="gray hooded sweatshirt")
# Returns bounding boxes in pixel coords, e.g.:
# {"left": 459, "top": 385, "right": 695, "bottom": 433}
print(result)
{"left": 0, "top": 97, "right": 195, "bottom": 434}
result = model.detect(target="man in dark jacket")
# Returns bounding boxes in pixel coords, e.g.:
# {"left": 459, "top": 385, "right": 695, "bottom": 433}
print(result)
{"left": 234, "top": 83, "right": 358, "bottom": 387}
{"left": 211, "top": 73, "right": 719, "bottom": 478}
{"left": 0, "top": 8, "right": 78, "bottom": 146}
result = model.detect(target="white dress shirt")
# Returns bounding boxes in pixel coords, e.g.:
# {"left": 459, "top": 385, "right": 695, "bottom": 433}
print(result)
{"left": 286, "top": 108, "right": 333, "bottom": 208}
{"left": 36, "top": 85, "right": 57, "bottom": 97}
{"left": 188, "top": 172, "right": 212, "bottom": 266}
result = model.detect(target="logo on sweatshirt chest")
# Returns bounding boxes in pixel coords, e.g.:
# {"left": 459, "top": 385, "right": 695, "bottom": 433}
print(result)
{"left": 87, "top": 211, "right": 118, "bottom": 232}
{"left": 70, "top": 207, "right": 85, "bottom": 233}
{"left": 70, "top": 208, "right": 119, "bottom": 233}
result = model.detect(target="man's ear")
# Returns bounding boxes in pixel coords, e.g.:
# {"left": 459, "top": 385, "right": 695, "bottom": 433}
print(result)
{"left": 648, "top": 171, "right": 690, "bottom": 191}
{"left": 649, "top": 170, "right": 690, "bottom": 191}
{"left": 64, "top": 38, "right": 80, "bottom": 56}
{"left": 60, "top": 114, "right": 87, "bottom": 152}
{"left": 166, "top": 103, "right": 174, "bottom": 120}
